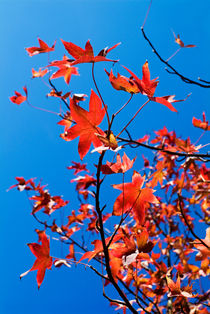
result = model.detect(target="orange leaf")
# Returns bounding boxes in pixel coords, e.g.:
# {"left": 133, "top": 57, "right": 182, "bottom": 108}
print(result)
{"left": 32, "top": 68, "right": 48, "bottom": 78}
{"left": 192, "top": 112, "right": 210, "bottom": 131}
{"left": 166, "top": 275, "right": 194, "bottom": 298}
{"left": 105, "top": 69, "right": 140, "bottom": 94}
{"left": 173, "top": 32, "right": 196, "bottom": 48}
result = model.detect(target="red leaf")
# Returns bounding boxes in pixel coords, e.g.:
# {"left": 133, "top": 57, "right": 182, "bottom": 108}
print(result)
{"left": 30, "top": 188, "right": 69, "bottom": 215}
{"left": 9, "top": 86, "right": 27, "bottom": 105}
{"left": 61, "top": 39, "right": 120, "bottom": 65}
{"left": 50, "top": 55, "right": 79, "bottom": 84}
{"left": 150, "top": 96, "right": 178, "bottom": 112}
{"left": 26, "top": 38, "right": 56, "bottom": 56}
{"left": 101, "top": 153, "right": 136, "bottom": 174}
{"left": 79, "top": 235, "right": 121, "bottom": 262}
{"left": 8, "top": 177, "right": 35, "bottom": 191}
{"left": 123, "top": 62, "right": 188, "bottom": 112}
{"left": 141, "top": 61, "right": 159, "bottom": 97}
{"left": 58, "top": 111, "right": 72, "bottom": 132}
{"left": 20, "top": 230, "right": 53, "bottom": 288}
{"left": 123, "top": 61, "right": 158, "bottom": 97}
{"left": 192, "top": 112, "right": 210, "bottom": 131}
{"left": 71, "top": 174, "right": 96, "bottom": 191}
{"left": 113, "top": 171, "right": 159, "bottom": 225}
{"left": 111, "top": 236, "right": 136, "bottom": 259}
{"left": 67, "top": 161, "right": 89, "bottom": 175}
{"left": 66, "top": 243, "right": 76, "bottom": 260}
{"left": 61, "top": 90, "right": 106, "bottom": 160}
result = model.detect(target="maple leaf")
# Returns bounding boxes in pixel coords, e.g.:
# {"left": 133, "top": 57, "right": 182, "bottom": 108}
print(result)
{"left": 192, "top": 112, "right": 210, "bottom": 131}
{"left": 113, "top": 171, "right": 159, "bottom": 225}
{"left": 50, "top": 55, "right": 79, "bottom": 84}
{"left": 79, "top": 235, "right": 121, "bottom": 262}
{"left": 8, "top": 176, "right": 35, "bottom": 191}
{"left": 111, "top": 235, "right": 136, "bottom": 259}
{"left": 9, "top": 86, "right": 27, "bottom": 105}
{"left": 101, "top": 153, "right": 136, "bottom": 174}
{"left": 47, "top": 89, "right": 70, "bottom": 99}
{"left": 30, "top": 188, "right": 69, "bottom": 215}
{"left": 61, "top": 90, "right": 106, "bottom": 159}
{"left": 94, "top": 131, "right": 119, "bottom": 151}
{"left": 66, "top": 243, "right": 76, "bottom": 260}
{"left": 67, "top": 161, "right": 89, "bottom": 175}
{"left": 58, "top": 111, "right": 72, "bottom": 132}
{"left": 71, "top": 174, "right": 97, "bottom": 191}
{"left": 61, "top": 39, "right": 120, "bottom": 65}
{"left": 105, "top": 69, "right": 140, "bottom": 94}
{"left": 32, "top": 68, "right": 48, "bottom": 78}
{"left": 173, "top": 31, "right": 196, "bottom": 48}
{"left": 25, "top": 38, "right": 56, "bottom": 56}
{"left": 20, "top": 230, "right": 53, "bottom": 289}
{"left": 67, "top": 210, "right": 86, "bottom": 227}
{"left": 123, "top": 62, "right": 188, "bottom": 112}
{"left": 148, "top": 160, "right": 166, "bottom": 188}
{"left": 166, "top": 275, "right": 194, "bottom": 298}
{"left": 123, "top": 61, "right": 158, "bottom": 97}
{"left": 136, "top": 230, "right": 154, "bottom": 253}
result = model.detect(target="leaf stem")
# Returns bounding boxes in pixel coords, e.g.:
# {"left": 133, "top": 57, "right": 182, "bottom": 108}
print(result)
{"left": 92, "top": 62, "right": 110, "bottom": 126}
{"left": 116, "top": 99, "right": 150, "bottom": 138}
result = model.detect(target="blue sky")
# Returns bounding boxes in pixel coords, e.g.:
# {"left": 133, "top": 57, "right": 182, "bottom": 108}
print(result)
{"left": 1, "top": 0, "right": 210, "bottom": 313}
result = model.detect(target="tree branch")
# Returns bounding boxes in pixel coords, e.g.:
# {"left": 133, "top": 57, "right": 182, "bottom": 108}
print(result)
{"left": 141, "top": 27, "right": 210, "bottom": 88}
{"left": 178, "top": 194, "right": 210, "bottom": 250}
{"left": 118, "top": 136, "right": 210, "bottom": 160}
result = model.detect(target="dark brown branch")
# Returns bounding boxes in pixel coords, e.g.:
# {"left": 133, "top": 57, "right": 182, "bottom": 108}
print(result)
{"left": 119, "top": 278, "right": 161, "bottom": 314}
{"left": 141, "top": 27, "right": 210, "bottom": 88}
{"left": 178, "top": 194, "right": 210, "bottom": 250}
{"left": 48, "top": 79, "right": 70, "bottom": 110}
{"left": 95, "top": 152, "right": 139, "bottom": 314}
{"left": 103, "top": 292, "right": 127, "bottom": 307}
{"left": 118, "top": 136, "right": 210, "bottom": 160}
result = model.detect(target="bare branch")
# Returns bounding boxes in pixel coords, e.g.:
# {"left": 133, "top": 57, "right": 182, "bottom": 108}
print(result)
{"left": 141, "top": 27, "right": 210, "bottom": 88}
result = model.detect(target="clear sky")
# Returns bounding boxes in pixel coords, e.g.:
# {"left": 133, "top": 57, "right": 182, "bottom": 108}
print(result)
{"left": 1, "top": 0, "right": 210, "bottom": 313}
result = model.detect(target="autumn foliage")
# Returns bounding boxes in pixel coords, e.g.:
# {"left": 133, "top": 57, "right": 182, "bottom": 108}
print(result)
{"left": 9, "top": 6, "right": 210, "bottom": 314}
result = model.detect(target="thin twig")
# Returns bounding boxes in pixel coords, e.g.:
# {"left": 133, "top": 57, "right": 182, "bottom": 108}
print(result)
{"left": 116, "top": 99, "right": 149, "bottom": 138}
{"left": 92, "top": 63, "right": 110, "bottom": 126}
{"left": 48, "top": 79, "right": 70, "bottom": 110}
